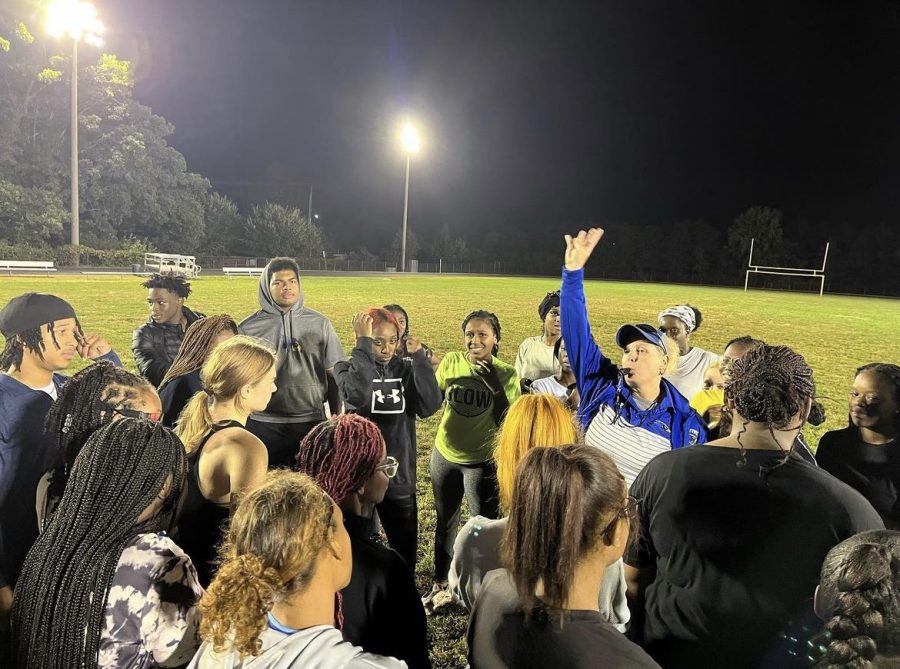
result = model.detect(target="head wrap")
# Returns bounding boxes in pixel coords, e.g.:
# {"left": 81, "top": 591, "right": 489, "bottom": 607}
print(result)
{"left": 538, "top": 291, "right": 560, "bottom": 321}
{"left": 0, "top": 293, "right": 76, "bottom": 338}
{"left": 658, "top": 305, "right": 695, "bottom": 333}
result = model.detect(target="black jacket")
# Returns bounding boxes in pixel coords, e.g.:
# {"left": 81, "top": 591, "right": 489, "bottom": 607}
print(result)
{"left": 341, "top": 512, "right": 431, "bottom": 669}
{"left": 334, "top": 339, "right": 442, "bottom": 499}
{"left": 132, "top": 306, "right": 204, "bottom": 387}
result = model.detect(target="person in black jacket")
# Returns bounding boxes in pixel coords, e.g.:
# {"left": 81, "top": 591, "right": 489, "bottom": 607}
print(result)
{"left": 334, "top": 308, "right": 442, "bottom": 569}
{"left": 131, "top": 273, "right": 204, "bottom": 386}
{"left": 297, "top": 415, "right": 431, "bottom": 669}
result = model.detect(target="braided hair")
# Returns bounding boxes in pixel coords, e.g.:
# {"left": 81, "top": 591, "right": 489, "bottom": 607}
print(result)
{"left": 142, "top": 272, "right": 192, "bottom": 298}
{"left": 159, "top": 315, "right": 238, "bottom": 388}
{"left": 44, "top": 361, "right": 155, "bottom": 510}
{"left": 199, "top": 471, "right": 337, "bottom": 659}
{"left": 726, "top": 344, "right": 816, "bottom": 472}
{"left": 296, "top": 414, "right": 385, "bottom": 504}
{"left": 462, "top": 310, "right": 502, "bottom": 356}
{"left": 816, "top": 530, "right": 900, "bottom": 668}
{"left": 0, "top": 319, "right": 85, "bottom": 372}
{"left": 12, "top": 419, "right": 187, "bottom": 669}
{"left": 853, "top": 363, "right": 900, "bottom": 433}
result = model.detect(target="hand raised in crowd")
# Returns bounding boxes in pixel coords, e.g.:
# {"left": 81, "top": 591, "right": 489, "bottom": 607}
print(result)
{"left": 351, "top": 312, "right": 374, "bottom": 339}
{"left": 473, "top": 359, "right": 503, "bottom": 395}
{"left": 564, "top": 227, "right": 605, "bottom": 271}
{"left": 406, "top": 334, "right": 423, "bottom": 354}
{"left": 77, "top": 332, "right": 112, "bottom": 360}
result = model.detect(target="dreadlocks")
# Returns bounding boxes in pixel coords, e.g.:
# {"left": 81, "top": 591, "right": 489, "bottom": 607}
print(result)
{"left": 12, "top": 419, "right": 186, "bottom": 669}
{"left": 142, "top": 272, "right": 192, "bottom": 298}
{"left": 296, "top": 414, "right": 385, "bottom": 504}
{"left": 44, "top": 361, "right": 155, "bottom": 512}
{"left": 0, "top": 319, "right": 84, "bottom": 372}
{"left": 159, "top": 315, "right": 238, "bottom": 389}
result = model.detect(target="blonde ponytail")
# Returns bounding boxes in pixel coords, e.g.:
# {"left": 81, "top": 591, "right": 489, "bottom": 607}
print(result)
{"left": 176, "top": 390, "right": 213, "bottom": 454}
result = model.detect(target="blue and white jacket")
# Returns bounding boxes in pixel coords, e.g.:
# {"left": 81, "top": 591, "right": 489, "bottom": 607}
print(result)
{"left": 561, "top": 268, "right": 707, "bottom": 485}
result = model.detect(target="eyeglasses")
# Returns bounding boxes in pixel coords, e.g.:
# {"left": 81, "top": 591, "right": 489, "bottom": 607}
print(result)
{"left": 108, "top": 405, "right": 165, "bottom": 424}
{"left": 600, "top": 495, "right": 641, "bottom": 541}
{"left": 375, "top": 456, "right": 399, "bottom": 479}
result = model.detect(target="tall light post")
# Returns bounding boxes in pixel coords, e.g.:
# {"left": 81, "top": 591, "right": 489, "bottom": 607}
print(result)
{"left": 46, "top": 0, "right": 104, "bottom": 248}
{"left": 400, "top": 121, "right": 420, "bottom": 272}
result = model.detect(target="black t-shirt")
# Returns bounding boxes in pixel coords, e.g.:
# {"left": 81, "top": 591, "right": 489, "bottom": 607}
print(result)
{"left": 468, "top": 569, "right": 660, "bottom": 669}
{"left": 625, "top": 444, "right": 884, "bottom": 669}
{"left": 817, "top": 426, "right": 900, "bottom": 530}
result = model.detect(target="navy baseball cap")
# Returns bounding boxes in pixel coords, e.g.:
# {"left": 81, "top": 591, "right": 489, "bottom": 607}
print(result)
{"left": 615, "top": 323, "right": 668, "bottom": 353}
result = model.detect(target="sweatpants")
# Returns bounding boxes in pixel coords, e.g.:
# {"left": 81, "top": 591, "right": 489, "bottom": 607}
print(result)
{"left": 377, "top": 494, "right": 418, "bottom": 570}
{"left": 430, "top": 447, "right": 500, "bottom": 582}
{"left": 246, "top": 419, "right": 320, "bottom": 469}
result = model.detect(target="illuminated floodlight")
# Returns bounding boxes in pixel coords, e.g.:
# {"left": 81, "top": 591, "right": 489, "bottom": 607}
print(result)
{"left": 401, "top": 122, "right": 420, "bottom": 154}
{"left": 46, "top": 0, "right": 105, "bottom": 46}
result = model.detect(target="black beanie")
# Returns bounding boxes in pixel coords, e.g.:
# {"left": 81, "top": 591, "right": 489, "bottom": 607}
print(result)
{"left": 0, "top": 293, "right": 76, "bottom": 338}
{"left": 538, "top": 291, "right": 560, "bottom": 320}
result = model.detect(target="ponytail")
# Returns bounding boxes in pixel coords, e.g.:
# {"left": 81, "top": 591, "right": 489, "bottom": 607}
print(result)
{"left": 199, "top": 553, "right": 281, "bottom": 658}
{"left": 176, "top": 390, "right": 213, "bottom": 454}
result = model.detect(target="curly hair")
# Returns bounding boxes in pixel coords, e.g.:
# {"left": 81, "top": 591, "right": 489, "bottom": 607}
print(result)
{"left": 816, "top": 530, "right": 900, "bottom": 668}
{"left": 494, "top": 394, "right": 580, "bottom": 512}
{"left": 296, "top": 414, "right": 385, "bottom": 505}
{"left": 142, "top": 272, "right": 191, "bottom": 298}
{"left": 159, "top": 315, "right": 238, "bottom": 388}
{"left": 199, "top": 471, "right": 336, "bottom": 659}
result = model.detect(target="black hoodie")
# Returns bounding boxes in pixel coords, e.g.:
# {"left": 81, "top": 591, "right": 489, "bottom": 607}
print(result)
{"left": 335, "top": 337, "right": 442, "bottom": 499}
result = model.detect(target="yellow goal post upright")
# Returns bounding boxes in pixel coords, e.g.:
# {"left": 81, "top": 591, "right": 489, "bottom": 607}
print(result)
{"left": 743, "top": 237, "right": 830, "bottom": 296}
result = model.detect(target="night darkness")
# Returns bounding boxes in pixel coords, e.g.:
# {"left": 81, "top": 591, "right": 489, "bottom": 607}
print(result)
{"left": 97, "top": 0, "right": 900, "bottom": 251}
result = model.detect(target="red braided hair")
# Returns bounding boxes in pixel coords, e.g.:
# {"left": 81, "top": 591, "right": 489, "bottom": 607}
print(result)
{"left": 365, "top": 307, "right": 402, "bottom": 337}
{"left": 296, "top": 414, "right": 385, "bottom": 504}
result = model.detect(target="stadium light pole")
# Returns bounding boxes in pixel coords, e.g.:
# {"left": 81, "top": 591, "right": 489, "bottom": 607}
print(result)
{"left": 400, "top": 122, "right": 420, "bottom": 272}
{"left": 46, "top": 0, "right": 105, "bottom": 248}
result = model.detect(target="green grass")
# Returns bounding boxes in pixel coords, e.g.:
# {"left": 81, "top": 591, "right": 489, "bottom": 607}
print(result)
{"left": 2, "top": 274, "right": 898, "bottom": 668}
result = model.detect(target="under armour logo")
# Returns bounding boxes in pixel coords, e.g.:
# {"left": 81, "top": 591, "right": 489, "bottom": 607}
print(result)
{"left": 374, "top": 388, "right": 402, "bottom": 404}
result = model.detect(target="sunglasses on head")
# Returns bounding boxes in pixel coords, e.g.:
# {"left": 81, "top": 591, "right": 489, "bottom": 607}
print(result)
{"left": 107, "top": 405, "right": 165, "bottom": 424}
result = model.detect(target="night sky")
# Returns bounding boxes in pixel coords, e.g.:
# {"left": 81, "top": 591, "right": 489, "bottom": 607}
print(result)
{"left": 97, "top": 0, "right": 900, "bottom": 250}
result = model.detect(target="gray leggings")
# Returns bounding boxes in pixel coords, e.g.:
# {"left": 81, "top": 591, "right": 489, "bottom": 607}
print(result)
{"left": 430, "top": 447, "right": 500, "bottom": 582}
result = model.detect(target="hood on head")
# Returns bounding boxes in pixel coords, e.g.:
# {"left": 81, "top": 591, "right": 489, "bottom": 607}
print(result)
{"left": 257, "top": 261, "right": 304, "bottom": 315}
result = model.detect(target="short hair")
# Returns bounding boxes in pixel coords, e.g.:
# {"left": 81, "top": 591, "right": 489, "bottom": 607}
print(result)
{"left": 501, "top": 445, "right": 628, "bottom": 621}
{"left": 854, "top": 363, "right": 900, "bottom": 432}
{"left": 365, "top": 308, "right": 402, "bottom": 338}
{"left": 494, "top": 394, "right": 580, "bottom": 511}
{"left": 142, "top": 272, "right": 191, "bottom": 299}
{"left": 383, "top": 304, "right": 409, "bottom": 337}
{"left": 816, "top": 530, "right": 900, "bottom": 666}
{"left": 199, "top": 471, "right": 336, "bottom": 658}
{"left": 267, "top": 257, "right": 300, "bottom": 281}
{"left": 296, "top": 414, "right": 385, "bottom": 505}
{"left": 724, "top": 335, "right": 765, "bottom": 352}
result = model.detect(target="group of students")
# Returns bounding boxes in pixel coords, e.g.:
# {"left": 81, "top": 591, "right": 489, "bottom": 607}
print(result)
{"left": 0, "top": 228, "right": 897, "bottom": 668}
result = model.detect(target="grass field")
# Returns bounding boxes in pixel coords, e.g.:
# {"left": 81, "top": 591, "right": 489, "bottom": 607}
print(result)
{"left": 2, "top": 274, "right": 898, "bottom": 668}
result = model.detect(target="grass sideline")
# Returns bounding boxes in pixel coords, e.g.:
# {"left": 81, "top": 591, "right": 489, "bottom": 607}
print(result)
{"left": 2, "top": 274, "right": 898, "bottom": 668}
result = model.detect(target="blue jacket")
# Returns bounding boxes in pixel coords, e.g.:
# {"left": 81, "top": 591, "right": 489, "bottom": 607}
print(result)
{"left": 560, "top": 268, "right": 707, "bottom": 449}
{"left": 0, "top": 351, "right": 121, "bottom": 588}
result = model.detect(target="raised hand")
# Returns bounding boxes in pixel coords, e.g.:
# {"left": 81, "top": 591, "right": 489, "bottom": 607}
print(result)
{"left": 78, "top": 333, "right": 112, "bottom": 360}
{"left": 351, "top": 312, "right": 374, "bottom": 339}
{"left": 564, "top": 227, "right": 605, "bottom": 271}
{"left": 406, "top": 334, "right": 423, "bottom": 354}
{"left": 473, "top": 359, "right": 502, "bottom": 395}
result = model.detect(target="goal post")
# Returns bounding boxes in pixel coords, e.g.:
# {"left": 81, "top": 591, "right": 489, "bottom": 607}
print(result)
{"left": 743, "top": 238, "right": 830, "bottom": 296}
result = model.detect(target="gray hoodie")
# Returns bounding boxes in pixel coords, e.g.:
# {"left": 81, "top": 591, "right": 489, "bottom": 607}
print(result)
{"left": 239, "top": 266, "right": 344, "bottom": 423}
{"left": 188, "top": 626, "right": 407, "bottom": 668}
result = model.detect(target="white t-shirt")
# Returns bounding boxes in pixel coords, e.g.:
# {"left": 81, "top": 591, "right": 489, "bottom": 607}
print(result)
{"left": 514, "top": 336, "right": 557, "bottom": 382}
{"left": 529, "top": 376, "right": 568, "bottom": 401}
{"left": 37, "top": 380, "right": 58, "bottom": 400}
{"left": 665, "top": 347, "right": 718, "bottom": 400}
